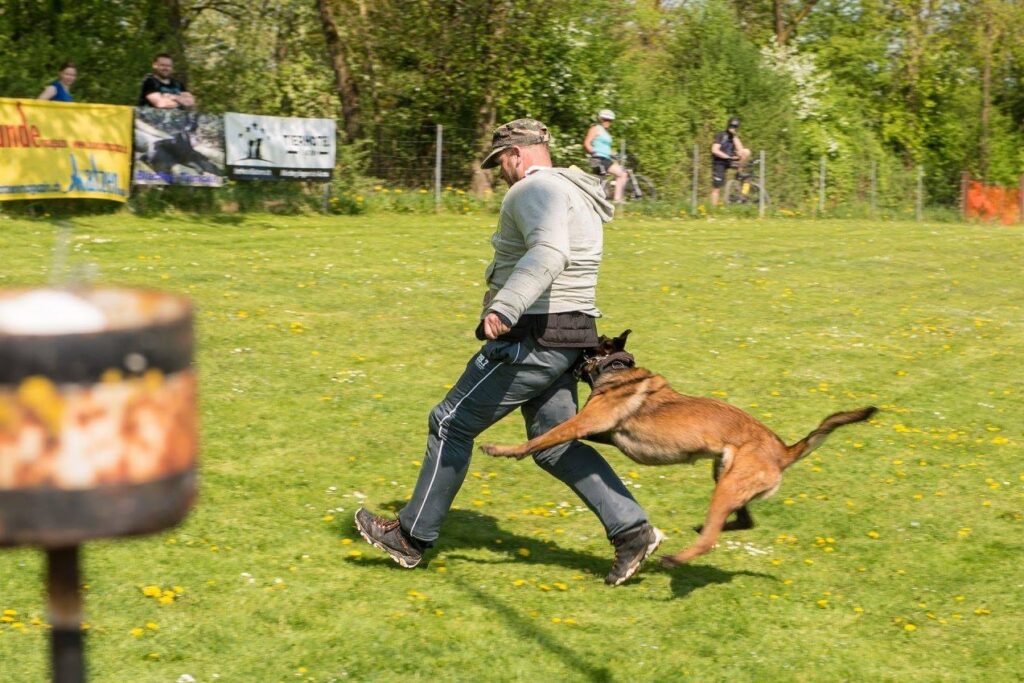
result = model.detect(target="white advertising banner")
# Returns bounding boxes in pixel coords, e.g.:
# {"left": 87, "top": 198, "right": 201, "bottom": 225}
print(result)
{"left": 224, "top": 113, "right": 336, "bottom": 181}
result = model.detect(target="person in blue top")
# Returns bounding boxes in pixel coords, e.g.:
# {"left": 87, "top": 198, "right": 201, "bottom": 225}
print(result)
{"left": 583, "top": 109, "right": 627, "bottom": 203}
{"left": 37, "top": 62, "right": 77, "bottom": 102}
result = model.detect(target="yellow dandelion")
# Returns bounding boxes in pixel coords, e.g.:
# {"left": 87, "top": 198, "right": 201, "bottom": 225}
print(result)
{"left": 867, "top": 530, "right": 880, "bottom": 539}
{"left": 904, "top": 624, "right": 917, "bottom": 632}
{"left": 347, "top": 550, "right": 363, "bottom": 558}
{"left": 517, "top": 548, "right": 530, "bottom": 557}
{"left": 130, "top": 628, "right": 144, "bottom": 637}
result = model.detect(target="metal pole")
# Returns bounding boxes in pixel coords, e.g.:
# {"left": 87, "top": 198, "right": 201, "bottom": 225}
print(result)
{"left": 321, "top": 183, "right": 330, "bottom": 214}
{"left": 48, "top": 546, "right": 85, "bottom": 683}
{"left": 434, "top": 124, "right": 443, "bottom": 212}
{"left": 870, "top": 160, "right": 877, "bottom": 218}
{"left": 916, "top": 165, "right": 924, "bottom": 221}
{"left": 691, "top": 144, "right": 699, "bottom": 215}
{"left": 1018, "top": 174, "right": 1023, "bottom": 225}
{"left": 758, "top": 150, "right": 766, "bottom": 218}
{"left": 818, "top": 155, "right": 826, "bottom": 216}
{"left": 960, "top": 171, "right": 971, "bottom": 221}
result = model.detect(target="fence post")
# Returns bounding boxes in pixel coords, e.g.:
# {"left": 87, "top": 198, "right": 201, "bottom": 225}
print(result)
{"left": 691, "top": 143, "right": 699, "bottom": 215}
{"left": 434, "top": 124, "right": 443, "bottom": 212}
{"left": 960, "top": 171, "right": 970, "bottom": 221}
{"left": 870, "top": 160, "right": 877, "bottom": 218}
{"left": 758, "top": 150, "right": 766, "bottom": 219}
{"left": 818, "top": 155, "right": 826, "bottom": 216}
{"left": 1019, "top": 174, "right": 1023, "bottom": 225}
{"left": 915, "top": 165, "right": 924, "bottom": 221}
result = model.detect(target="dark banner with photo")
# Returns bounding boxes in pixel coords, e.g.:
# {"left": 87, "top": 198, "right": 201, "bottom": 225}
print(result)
{"left": 224, "top": 113, "right": 336, "bottom": 181}
{"left": 132, "top": 109, "right": 225, "bottom": 186}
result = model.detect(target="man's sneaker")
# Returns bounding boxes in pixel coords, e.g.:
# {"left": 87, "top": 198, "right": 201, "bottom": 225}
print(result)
{"left": 605, "top": 523, "right": 666, "bottom": 586}
{"left": 354, "top": 508, "right": 423, "bottom": 568}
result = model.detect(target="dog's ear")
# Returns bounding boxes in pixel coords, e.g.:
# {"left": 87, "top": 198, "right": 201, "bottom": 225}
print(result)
{"left": 613, "top": 329, "right": 632, "bottom": 351}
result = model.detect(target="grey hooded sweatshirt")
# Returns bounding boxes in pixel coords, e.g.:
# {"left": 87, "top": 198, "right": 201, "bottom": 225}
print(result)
{"left": 483, "top": 166, "right": 614, "bottom": 325}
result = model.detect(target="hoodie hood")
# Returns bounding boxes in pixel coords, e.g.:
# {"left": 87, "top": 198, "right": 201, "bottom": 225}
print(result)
{"left": 547, "top": 166, "right": 615, "bottom": 222}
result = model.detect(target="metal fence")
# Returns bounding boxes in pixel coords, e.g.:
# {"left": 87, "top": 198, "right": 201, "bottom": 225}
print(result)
{"left": 355, "top": 125, "right": 1022, "bottom": 221}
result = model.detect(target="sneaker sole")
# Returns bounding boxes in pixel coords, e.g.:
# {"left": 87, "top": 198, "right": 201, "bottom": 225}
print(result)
{"left": 354, "top": 509, "right": 421, "bottom": 569}
{"left": 609, "top": 527, "right": 667, "bottom": 586}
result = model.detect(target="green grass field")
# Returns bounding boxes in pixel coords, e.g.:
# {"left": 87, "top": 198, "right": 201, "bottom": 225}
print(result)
{"left": 1, "top": 212, "right": 1021, "bottom": 682}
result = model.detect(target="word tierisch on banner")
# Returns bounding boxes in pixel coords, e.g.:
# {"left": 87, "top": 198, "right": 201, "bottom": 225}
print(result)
{"left": 0, "top": 98, "right": 133, "bottom": 202}
{"left": 224, "top": 113, "right": 336, "bottom": 181}
{"left": 132, "top": 109, "right": 225, "bottom": 187}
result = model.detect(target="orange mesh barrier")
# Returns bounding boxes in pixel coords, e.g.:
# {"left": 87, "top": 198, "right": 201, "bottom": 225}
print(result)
{"left": 964, "top": 179, "right": 1021, "bottom": 225}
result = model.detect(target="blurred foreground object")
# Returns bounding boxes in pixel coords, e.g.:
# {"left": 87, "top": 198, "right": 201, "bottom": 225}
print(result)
{"left": 0, "top": 287, "right": 197, "bottom": 682}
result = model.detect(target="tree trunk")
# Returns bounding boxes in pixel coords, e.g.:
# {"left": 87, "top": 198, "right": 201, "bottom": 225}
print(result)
{"left": 470, "top": 93, "right": 497, "bottom": 196}
{"left": 979, "top": 2, "right": 994, "bottom": 180}
{"left": 773, "top": 0, "right": 784, "bottom": 44}
{"left": 316, "top": 0, "right": 362, "bottom": 141}
{"left": 163, "top": 0, "right": 189, "bottom": 85}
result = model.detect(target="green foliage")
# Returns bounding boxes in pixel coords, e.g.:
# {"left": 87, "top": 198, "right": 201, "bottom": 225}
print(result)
{"left": 1, "top": 0, "right": 1021, "bottom": 212}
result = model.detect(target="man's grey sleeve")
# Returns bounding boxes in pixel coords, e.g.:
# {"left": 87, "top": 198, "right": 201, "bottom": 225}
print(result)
{"left": 486, "top": 180, "right": 571, "bottom": 325}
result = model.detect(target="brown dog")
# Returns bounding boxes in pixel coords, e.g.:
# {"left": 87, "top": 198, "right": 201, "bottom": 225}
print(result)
{"left": 481, "top": 330, "right": 877, "bottom": 567}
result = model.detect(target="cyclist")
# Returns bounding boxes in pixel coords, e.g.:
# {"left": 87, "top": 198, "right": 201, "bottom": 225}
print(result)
{"left": 584, "top": 109, "right": 627, "bottom": 203}
{"left": 710, "top": 116, "right": 750, "bottom": 206}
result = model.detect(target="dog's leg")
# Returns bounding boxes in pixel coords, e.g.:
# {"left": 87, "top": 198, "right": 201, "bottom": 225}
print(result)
{"left": 694, "top": 505, "right": 754, "bottom": 534}
{"left": 693, "top": 452, "right": 756, "bottom": 534}
{"left": 662, "top": 483, "right": 739, "bottom": 566}
{"left": 662, "top": 459, "right": 779, "bottom": 567}
{"left": 480, "top": 398, "right": 620, "bottom": 460}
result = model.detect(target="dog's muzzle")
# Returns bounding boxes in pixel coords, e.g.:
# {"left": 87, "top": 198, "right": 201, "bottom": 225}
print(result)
{"left": 577, "top": 351, "right": 636, "bottom": 387}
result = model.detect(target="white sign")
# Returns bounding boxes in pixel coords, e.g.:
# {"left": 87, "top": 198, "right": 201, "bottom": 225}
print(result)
{"left": 224, "top": 113, "right": 336, "bottom": 180}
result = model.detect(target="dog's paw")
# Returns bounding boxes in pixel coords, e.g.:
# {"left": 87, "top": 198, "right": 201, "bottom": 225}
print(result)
{"left": 480, "top": 443, "right": 521, "bottom": 458}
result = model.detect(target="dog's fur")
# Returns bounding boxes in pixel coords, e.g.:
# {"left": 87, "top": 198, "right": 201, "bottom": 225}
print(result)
{"left": 480, "top": 330, "right": 877, "bottom": 567}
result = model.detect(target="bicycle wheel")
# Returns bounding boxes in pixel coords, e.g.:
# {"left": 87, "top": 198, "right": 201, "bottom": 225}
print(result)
{"left": 724, "top": 179, "right": 748, "bottom": 205}
{"left": 629, "top": 174, "right": 657, "bottom": 201}
{"left": 607, "top": 174, "right": 657, "bottom": 202}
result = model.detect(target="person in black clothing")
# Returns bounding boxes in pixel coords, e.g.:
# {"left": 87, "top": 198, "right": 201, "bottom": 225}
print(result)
{"left": 138, "top": 54, "right": 195, "bottom": 109}
{"left": 710, "top": 116, "right": 750, "bottom": 206}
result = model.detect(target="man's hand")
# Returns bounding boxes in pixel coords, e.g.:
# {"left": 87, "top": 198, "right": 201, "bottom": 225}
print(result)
{"left": 482, "top": 312, "right": 510, "bottom": 340}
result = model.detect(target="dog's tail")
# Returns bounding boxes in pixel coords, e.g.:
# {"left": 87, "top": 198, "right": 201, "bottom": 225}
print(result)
{"left": 782, "top": 406, "right": 877, "bottom": 468}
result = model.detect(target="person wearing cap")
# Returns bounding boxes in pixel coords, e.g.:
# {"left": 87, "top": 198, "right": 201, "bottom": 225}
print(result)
{"left": 356, "top": 118, "right": 664, "bottom": 586}
{"left": 710, "top": 116, "right": 750, "bottom": 206}
{"left": 583, "top": 109, "right": 627, "bottom": 203}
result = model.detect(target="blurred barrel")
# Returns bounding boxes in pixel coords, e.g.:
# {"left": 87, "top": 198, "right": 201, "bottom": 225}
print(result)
{"left": 0, "top": 288, "right": 197, "bottom": 548}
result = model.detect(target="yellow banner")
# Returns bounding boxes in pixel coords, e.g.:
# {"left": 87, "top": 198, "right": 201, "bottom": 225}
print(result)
{"left": 0, "top": 98, "right": 133, "bottom": 202}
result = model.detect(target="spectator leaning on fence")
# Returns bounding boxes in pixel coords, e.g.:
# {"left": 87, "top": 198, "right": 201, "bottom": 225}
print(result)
{"left": 138, "top": 54, "right": 195, "bottom": 109}
{"left": 355, "top": 117, "right": 665, "bottom": 587}
{"left": 37, "top": 61, "right": 77, "bottom": 102}
{"left": 710, "top": 116, "right": 750, "bottom": 206}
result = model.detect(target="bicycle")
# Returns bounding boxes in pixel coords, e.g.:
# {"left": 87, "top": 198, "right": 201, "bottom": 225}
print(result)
{"left": 724, "top": 158, "right": 769, "bottom": 206}
{"left": 587, "top": 152, "right": 657, "bottom": 202}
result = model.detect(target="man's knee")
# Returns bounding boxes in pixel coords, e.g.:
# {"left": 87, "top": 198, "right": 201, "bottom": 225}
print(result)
{"left": 427, "top": 401, "right": 481, "bottom": 442}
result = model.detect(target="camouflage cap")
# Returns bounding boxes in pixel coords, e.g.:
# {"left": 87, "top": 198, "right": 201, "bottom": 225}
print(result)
{"left": 480, "top": 118, "right": 551, "bottom": 169}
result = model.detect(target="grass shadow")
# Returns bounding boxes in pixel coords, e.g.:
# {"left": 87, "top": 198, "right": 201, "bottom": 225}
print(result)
{"left": 342, "top": 504, "right": 610, "bottom": 578}
{"left": 651, "top": 563, "right": 775, "bottom": 600}
{"left": 343, "top": 504, "right": 773, "bottom": 599}
{"left": 451, "top": 574, "right": 615, "bottom": 683}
